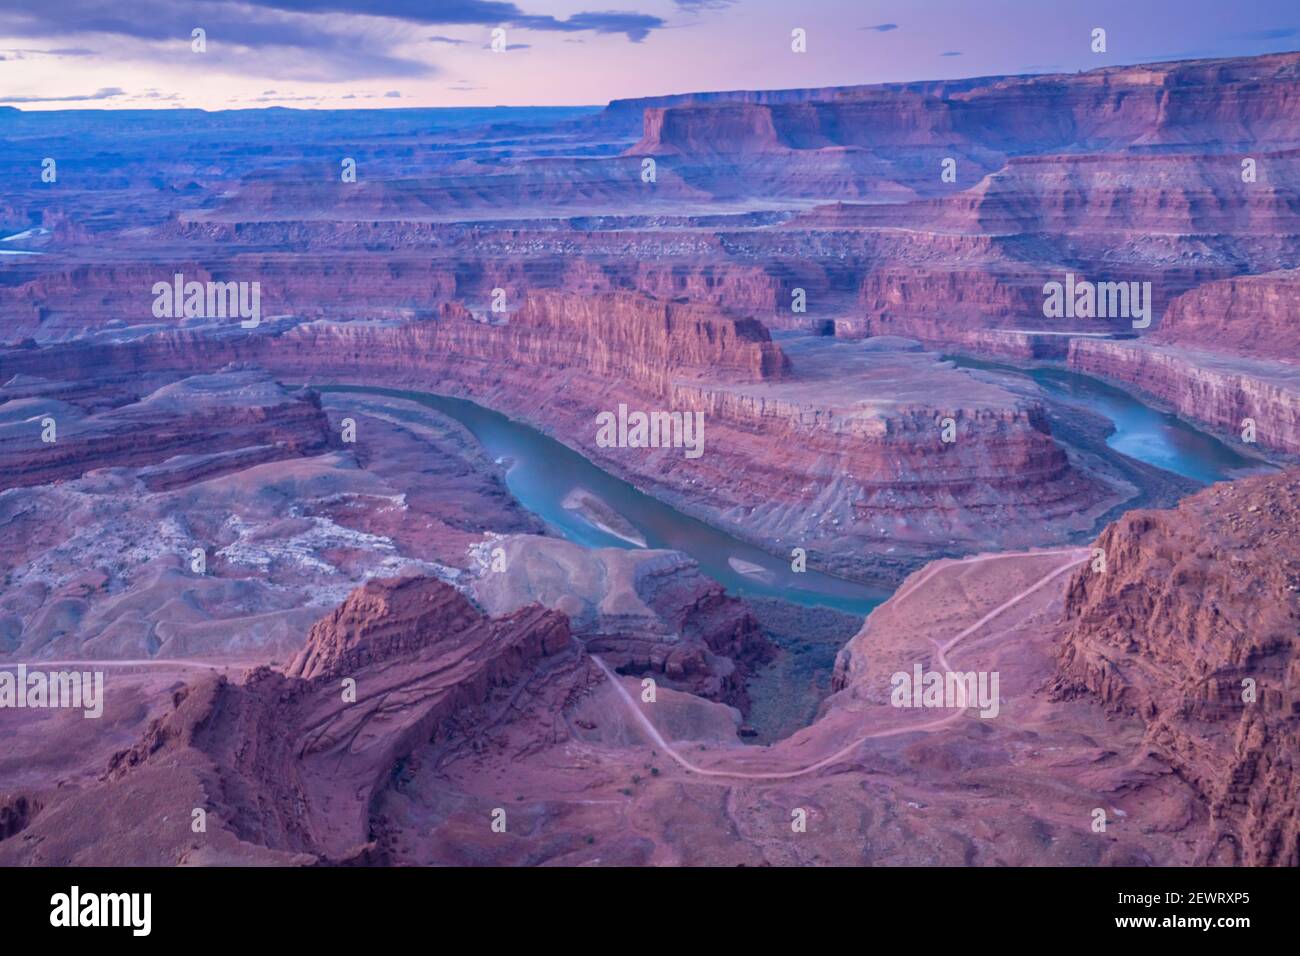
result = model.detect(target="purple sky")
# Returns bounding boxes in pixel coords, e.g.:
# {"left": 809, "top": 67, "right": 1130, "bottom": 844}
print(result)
{"left": 1, "top": 0, "right": 1298, "bottom": 110}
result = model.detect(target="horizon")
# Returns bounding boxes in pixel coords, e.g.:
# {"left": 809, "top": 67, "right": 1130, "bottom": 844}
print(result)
{"left": 3, "top": 0, "right": 1300, "bottom": 110}
{"left": 5, "top": 46, "right": 1298, "bottom": 114}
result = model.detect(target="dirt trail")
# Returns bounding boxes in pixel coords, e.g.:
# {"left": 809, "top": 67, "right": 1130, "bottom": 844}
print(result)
{"left": 594, "top": 550, "right": 1088, "bottom": 782}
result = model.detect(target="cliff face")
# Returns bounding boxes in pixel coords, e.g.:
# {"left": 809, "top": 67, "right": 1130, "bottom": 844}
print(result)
{"left": 510, "top": 290, "right": 790, "bottom": 385}
{"left": 1156, "top": 269, "right": 1300, "bottom": 363}
{"left": 632, "top": 54, "right": 1300, "bottom": 157}
{"left": 1052, "top": 470, "right": 1300, "bottom": 866}
{"left": 1067, "top": 338, "right": 1300, "bottom": 454}
{"left": 0, "top": 289, "right": 785, "bottom": 389}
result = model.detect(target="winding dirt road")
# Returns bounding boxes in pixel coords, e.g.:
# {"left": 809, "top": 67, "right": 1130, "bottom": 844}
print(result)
{"left": 593, "top": 550, "right": 1088, "bottom": 782}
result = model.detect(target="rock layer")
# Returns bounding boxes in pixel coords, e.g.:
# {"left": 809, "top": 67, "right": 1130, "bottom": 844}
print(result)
{"left": 1067, "top": 338, "right": 1300, "bottom": 454}
{"left": 1052, "top": 469, "right": 1300, "bottom": 865}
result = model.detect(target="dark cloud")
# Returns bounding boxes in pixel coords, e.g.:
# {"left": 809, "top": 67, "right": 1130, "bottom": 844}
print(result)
{"left": 0, "top": 85, "right": 123, "bottom": 102}
{"left": 940, "top": 50, "right": 962, "bottom": 56}
{"left": 235, "top": 1, "right": 665, "bottom": 41}
{"left": 1236, "top": 26, "right": 1298, "bottom": 40}
{"left": 511, "top": 11, "right": 663, "bottom": 42}
{"left": 427, "top": 35, "right": 467, "bottom": 45}
{"left": 383, "top": 89, "right": 400, "bottom": 97}
{"left": 0, "top": 0, "right": 431, "bottom": 79}
{"left": 0, "top": 0, "right": 667, "bottom": 83}
{"left": 862, "top": 23, "right": 898, "bottom": 32}
{"left": 1, "top": 46, "right": 97, "bottom": 55}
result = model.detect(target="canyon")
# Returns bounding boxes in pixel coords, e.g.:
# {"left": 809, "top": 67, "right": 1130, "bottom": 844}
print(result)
{"left": 1, "top": 50, "right": 1297, "bottom": 867}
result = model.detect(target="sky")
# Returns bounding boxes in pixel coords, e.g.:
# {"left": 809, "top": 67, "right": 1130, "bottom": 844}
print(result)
{"left": 1, "top": 0, "right": 1298, "bottom": 110}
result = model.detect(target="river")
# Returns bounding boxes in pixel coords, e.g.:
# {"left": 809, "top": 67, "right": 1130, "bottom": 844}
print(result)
{"left": 323, "top": 362, "right": 1263, "bottom": 618}
{"left": 324, "top": 385, "right": 891, "bottom": 616}
{"left": 946, "top": 355, "right": 1267, "bottom": 485}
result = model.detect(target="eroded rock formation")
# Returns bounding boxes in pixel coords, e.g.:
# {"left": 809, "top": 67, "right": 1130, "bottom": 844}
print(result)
{"left": 0, "top": 576, "right": 581, "bottom": 865}
{"left": 1052, "top": 469, "right": 1300, "bottom": 865}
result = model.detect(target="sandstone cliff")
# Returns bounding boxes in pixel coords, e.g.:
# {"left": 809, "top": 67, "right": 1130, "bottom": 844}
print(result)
{"left": 1156, "top": 269, "right": 1300, "bottom": 363}
{"left": 1052, "top": 470, "right": 1300, "bottom": 865}
{"left": 631, "top": 53, "right": 1300, "bottom": 157}
{"left": 1067, "top": 338, "right": 1300, "bottom": 454}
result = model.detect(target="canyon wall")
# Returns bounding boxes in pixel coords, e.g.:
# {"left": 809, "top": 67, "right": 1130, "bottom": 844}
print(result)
{"left": 632, "top": 54, "right": 1300, "bottom": 158}
{"left": 1156, "top": 269, "right": 1300, "bottom": 362}
{"left": 0, "top": 371, "right": 337, "bottom": 492}
{"left": 1067, "top": 338, "right": 1300, "bottom": 454}
{"left": 1052, "top": 470, "right": 1300, "bottom": 865}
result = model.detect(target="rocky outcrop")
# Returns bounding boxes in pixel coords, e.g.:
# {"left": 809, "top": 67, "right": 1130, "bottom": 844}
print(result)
{"left": 0, "top": 370, "right": 337, "bottom": 492}
{"left": 1156, "top": 269, "right": 1300, "bottom": 363}
{"left": 510, "top": 290, "right": 790, "bottom": 385}
{"left": 470, "top": 536, "right": 772, "bottom": 711}
{"left": 1051, "top": 470, "right": 1300, "bottom": 865}
{"left": 0, "top": 576, "right": 581, "bottom": 865}
{"left": 1067, "top": 338, "right": 1300, "bottom": 454}
{"left": 288, "top": 575, "right": 484, "bottom": 680}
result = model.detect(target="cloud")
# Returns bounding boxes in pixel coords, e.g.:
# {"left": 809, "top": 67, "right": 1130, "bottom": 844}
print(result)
{"left": 862, "top": 23, "right": 898, "bottom": 32}
{"left": 238, "top": 1, "right": 666, "bottom": 41}
{"left": 0, "top": 85, "right": 124, "bottom": 103}
{"left": 483, "top": 42, "right": 531, "bottom": 50}
{"left": 427, "top": 35, "right": 466, "bottom": 45}
{"left": 0, "top": 0, "right": 434, "bottom": 79}
{"left": 383, "top": 89, "right": 400, "bottom": 97}
{"left": 510, "top": 11, "right": 663, "bottom": 42}
{"left": 251, "top": 95, "right": 321, "bottom": 102}
{"left": 1, "top": 46, "right": 96, "bottom": 56}
{"left": 1235, "top": 26, "right": 1298, "bottom": 41}
{"left": 940, "top": 50, "right": 962, "bottom": 56}
{"left": 0, "top": 0, "right": 668, "bottom": 84}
